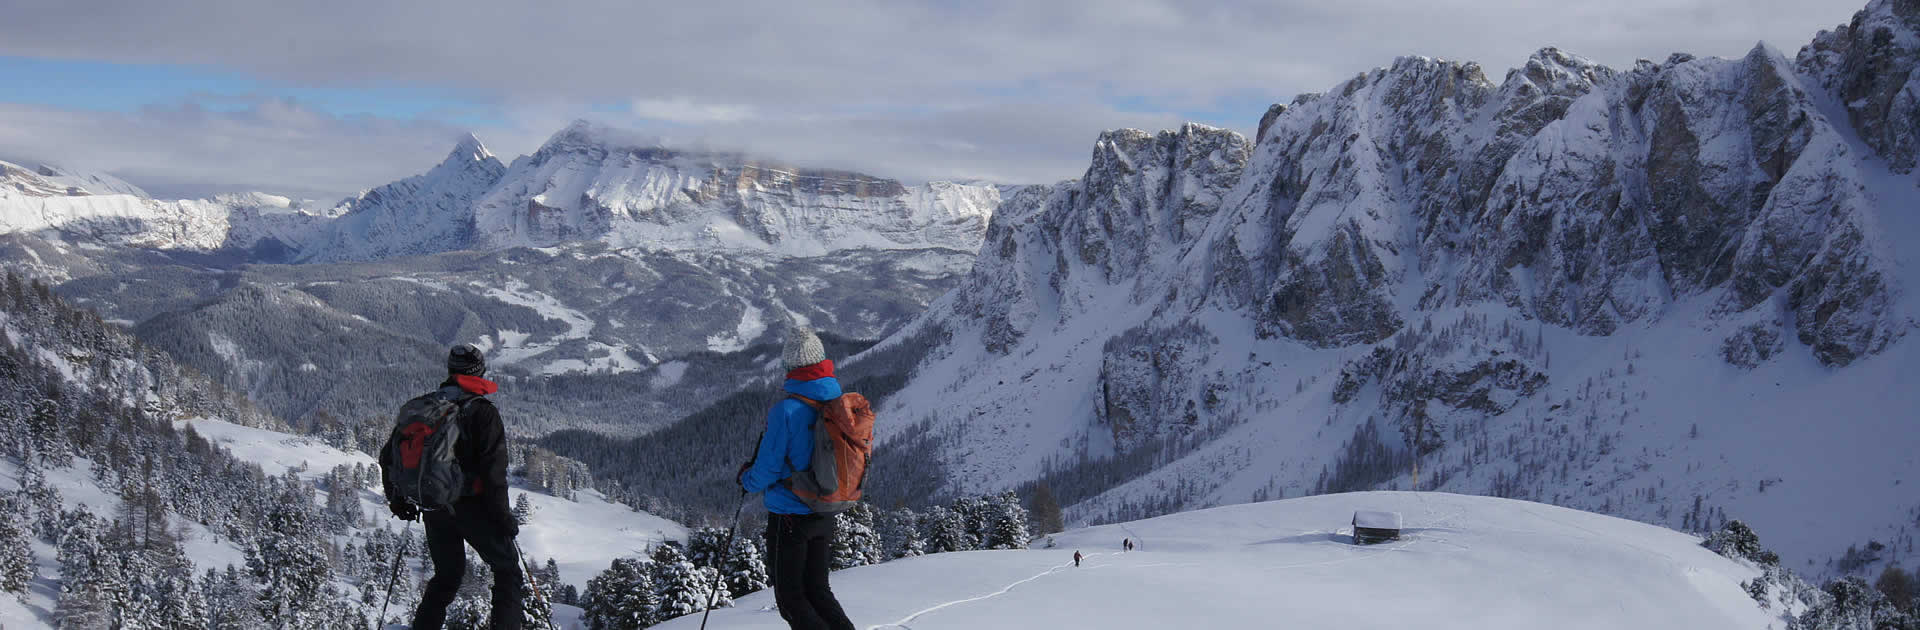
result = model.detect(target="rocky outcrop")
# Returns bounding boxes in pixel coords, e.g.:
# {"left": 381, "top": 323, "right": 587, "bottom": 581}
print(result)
{"left": 1798, "top": 0, "right": 1920, "bottom": 175}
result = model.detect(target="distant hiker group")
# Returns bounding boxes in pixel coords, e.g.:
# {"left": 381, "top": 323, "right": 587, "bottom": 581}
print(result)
{"left": 378, "top": 326, "right": 875, "bottom": 630}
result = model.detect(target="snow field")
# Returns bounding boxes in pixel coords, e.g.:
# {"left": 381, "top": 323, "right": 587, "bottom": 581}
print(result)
{"left": 659, "top": 492, "right": 1774, "bottom": 629}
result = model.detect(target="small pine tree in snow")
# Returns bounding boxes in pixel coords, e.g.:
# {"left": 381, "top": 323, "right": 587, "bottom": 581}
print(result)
{"left": 153, "top": 568, "right": 210, "bottom": 630}
{"left": 206, "top": 566, "right": 264, "bottom": 629}
{"left": 721, "top": 531, "right": 769, "bottom": 598}
{"left": 985, "top": 491, "right": 1032, "bottom": 550}
{"left": 923, "top": 506, "right": 972, "bottom": 554}
{"left": 832, "top": 503, "right": 883, "bottom": 569}
{"left": 686, "top": 527, "right": 728, "bottom": 569}
{"left": 522, "top": 569, "right": 557, "bottom": 630}
{"left": 649, "top": 543, "right": 713, "bottom": 620}
{"left": 514, "top": 493, "right": 535, "bottom": 526}
{"left": 443, "top": 594, "right": 492, "bottom": 630}
{"left": 584, "top": 557, "right": 656, "bottom": 630}
{"left": 0, "top": 493, "right": 34, "bottom": 593}
{"left": 1797, "top": 575, "right": 1917, "bottom": 630}
{"left": 952, "top": 496, "right": 989, "bottom": 548}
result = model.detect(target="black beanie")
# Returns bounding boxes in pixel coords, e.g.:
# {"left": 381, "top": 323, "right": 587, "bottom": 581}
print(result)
{"left": 448, "top": 344, "right": 487, "bottom": 377}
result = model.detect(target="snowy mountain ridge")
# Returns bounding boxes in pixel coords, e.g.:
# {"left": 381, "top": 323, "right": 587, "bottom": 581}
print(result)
{"left": 869, "top": 0, "right": 1920, "bottom": 576}
{"left": 0, "top": 122, "right": 1002, "bottom": 264}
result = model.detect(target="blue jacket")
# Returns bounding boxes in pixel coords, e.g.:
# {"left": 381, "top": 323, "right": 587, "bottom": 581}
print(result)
{"left": 742, "top": 376, "right": 842, "bottom": 515}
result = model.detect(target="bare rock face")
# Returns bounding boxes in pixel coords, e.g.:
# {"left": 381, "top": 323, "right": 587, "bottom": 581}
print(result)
{"left": 1798, "top": 0, "right": 1920, "bottom": 176}
{"left": 1095, "top": 322, "right": 1221, "bottom": 450}
{"left": 953, "top": 124, "right": 1251, "bottom": 356}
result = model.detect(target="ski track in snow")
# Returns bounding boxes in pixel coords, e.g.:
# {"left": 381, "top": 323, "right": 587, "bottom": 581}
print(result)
{"left": 868, "top": 553, "right": 1111, "bottom": 630}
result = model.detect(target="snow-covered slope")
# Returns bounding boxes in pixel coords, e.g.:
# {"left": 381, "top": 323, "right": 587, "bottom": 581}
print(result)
{"left": 663, "top": 492, "right": 1781, "bottom": 629}
{"left": 869, "top": 0, "right": 1920, "bottom": 577}
{"left": 0, "top": 159, "right": 287, "bottom": 251}
{"left": 180, "top": 417, "right": 686, "bottom": 589}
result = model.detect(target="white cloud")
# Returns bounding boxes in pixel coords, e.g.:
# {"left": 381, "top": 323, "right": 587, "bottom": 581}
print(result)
{"left": 0, "top": 0, "right": 1873, "bottom": 196}
{"left": 0, "top": 100, "right": 470, "bottom": 202}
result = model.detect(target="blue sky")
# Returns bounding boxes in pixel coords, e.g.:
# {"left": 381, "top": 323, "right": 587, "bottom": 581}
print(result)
{"left": 0, "top": 0, "right": 1868, "bottom": 201}
{"left": 0, "top": 57, "right": 513, "bottom": 125}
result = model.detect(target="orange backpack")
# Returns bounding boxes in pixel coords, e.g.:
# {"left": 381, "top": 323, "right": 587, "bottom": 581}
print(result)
{"left": 784, "top": 393, "right": 875, "bottom": 513}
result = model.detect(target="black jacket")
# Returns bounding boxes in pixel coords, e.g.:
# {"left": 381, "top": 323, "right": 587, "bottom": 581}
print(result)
{"left": 381, "top": 377, "right": 513, "bottom": 526}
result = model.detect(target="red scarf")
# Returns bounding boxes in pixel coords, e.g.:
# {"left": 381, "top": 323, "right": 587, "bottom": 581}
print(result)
{"left": 453, "top": 374, "right": 499, "bottom": 395}
{"left": 786, "top": 359, "right": 835, "bottom": 382}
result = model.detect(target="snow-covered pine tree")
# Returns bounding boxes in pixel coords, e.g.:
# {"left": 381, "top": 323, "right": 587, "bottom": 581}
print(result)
{"left": 614, "top": 558, "right": 660, "bottom": 630}
{"left": 985, "top": 491, "right": 1032, "bottom": 550}
{"left": 206, "top": 566, "right": 265, "bottom": 629}
{"left": 583, "top": 557, "right": 657, "bottom": 630}
{"left": 522, "top": 568, "right": 557, "bottom": 630}
{"left": 54, "top": 511, "right": 116, "bottom": 629}
{"left": 697, "top": 565, "right": 732, "bottom": 609}
{"left": 832, "top": 503, "right": 883, "bottom": 568}
{"left": 152, "top": 564, "right": 210, "bottom": 630}
{"left": 922, "top": 505, "right": 972, "bottom": 554}
{"left": 0, "top": 492, "right": 34, "bottom": 593}
{"left": 514, "top": 493, "right": 535, "bottom": 525}
{"left": 580, "top": 563, "right": 616, "bottom": 630}
{"left": 443, "top": 594, "right": 492, "bottom": 630}
{"left": 246, "top": 481, "right": 333, "bottom": 627}
{"left": 686, "top": 526, "right": 727, "bottom": 569}
{"left": 721, "top": 531, "right": 769, "bottom": 598}
{"left": 543, "top": 558, "right": 562, "bottom": 588}
{"left": 649, "top": 543, "right": 713, "bottom": 621}
{"left": 952, "top": 496, "right": 989, "bottom": 548}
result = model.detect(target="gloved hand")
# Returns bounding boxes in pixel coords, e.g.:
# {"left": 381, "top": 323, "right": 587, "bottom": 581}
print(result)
{"left": 498, "top": 511, "right": 521, "bottom": 538}
{"left": 737, "top": 461, "right": 753, "bottom": 486}
{"left": 389, "top": 501, "right": 419, "bottom": 522}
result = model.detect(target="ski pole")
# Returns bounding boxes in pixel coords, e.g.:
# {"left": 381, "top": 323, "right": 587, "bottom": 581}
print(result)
{"left": 514, "top": 541, "right": 559, "bottom": 630}
{"left": 378, "top": 521, "right": 413, "bottom": 630}
{"left": 698, "top": 492, "right": 750, "bottom": 630}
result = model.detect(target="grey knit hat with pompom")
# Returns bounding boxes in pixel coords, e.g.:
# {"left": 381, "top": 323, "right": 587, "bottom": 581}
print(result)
{"left": 781, "top": 325, "right": 827, "bottom": 370}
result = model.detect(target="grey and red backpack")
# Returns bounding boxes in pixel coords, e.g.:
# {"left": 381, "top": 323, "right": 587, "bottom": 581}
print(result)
{"left": 384, "top": 385, "right": 476, "bottom": 510}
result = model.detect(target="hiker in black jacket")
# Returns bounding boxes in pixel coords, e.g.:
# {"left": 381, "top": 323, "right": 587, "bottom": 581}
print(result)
{"left": 380, "top": 344, "right": 523, "bottom": 630}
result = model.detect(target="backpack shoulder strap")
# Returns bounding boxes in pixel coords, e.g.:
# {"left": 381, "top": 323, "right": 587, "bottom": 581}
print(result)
{"left": 787, "top": 394, "right": 824, "bottom": 410}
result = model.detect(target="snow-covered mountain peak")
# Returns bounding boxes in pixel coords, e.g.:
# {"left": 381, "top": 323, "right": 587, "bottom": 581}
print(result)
{"left": 441, "top": 132, "right": 498, "bottom": 169}
{"left": 289, "top": 135, "right": 509, "bottom": 262}
{"left": 465, "top": 122, "right": 995, "bottom": 256}
{"left": 871, "top": 3, "right": 1919, "bottom": 578}
{"left": 0, "top": 160, "right": 150, "bottom": 199}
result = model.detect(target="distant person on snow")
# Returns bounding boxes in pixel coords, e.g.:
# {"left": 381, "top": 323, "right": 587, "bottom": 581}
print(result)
{"left": 380, "top": 344, "right": 523, "bottom": 630}
{"left": 1123, "top": 538, "right": 1132, "bottom": 552}
{"left": 1074, "top": 551, "right": 1083, "bottom": 567}
{"left": 740, "top": 326, "right": 857, "bottom": 630}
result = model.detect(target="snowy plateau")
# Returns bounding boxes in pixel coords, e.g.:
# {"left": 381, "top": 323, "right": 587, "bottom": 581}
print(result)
{"left": 664, "top": 493, "right": 1786, "bottom": 630}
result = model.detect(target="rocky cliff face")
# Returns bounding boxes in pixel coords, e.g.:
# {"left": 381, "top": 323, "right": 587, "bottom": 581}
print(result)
{"left": 874, "top": 0, "right": 1919, "bottom": 570}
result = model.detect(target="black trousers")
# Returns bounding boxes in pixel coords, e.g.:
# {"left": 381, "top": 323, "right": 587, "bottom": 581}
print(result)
{"left": 767, "top": 513, "right": 855, "bottom": 630}
{"left": 414, "top": 504, "right": 523, "bottom": 630}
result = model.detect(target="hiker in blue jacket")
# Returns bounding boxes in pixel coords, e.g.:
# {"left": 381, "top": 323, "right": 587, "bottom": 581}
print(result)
{"left": 740, "top": 325, "right": 856, "bottom": 630}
